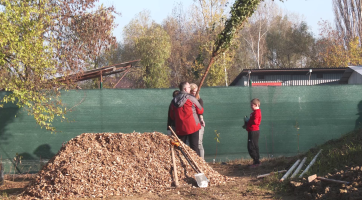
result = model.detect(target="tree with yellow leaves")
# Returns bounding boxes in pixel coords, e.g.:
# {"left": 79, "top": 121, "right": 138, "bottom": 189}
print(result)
{"left": 318, "top": 21, "right": 362, "bottom": 67}
{"left": 123, "top": 11, "right": 171, "bottom": 88}
{"left": 189, "top": 0, "right": 238, "bottom": 86}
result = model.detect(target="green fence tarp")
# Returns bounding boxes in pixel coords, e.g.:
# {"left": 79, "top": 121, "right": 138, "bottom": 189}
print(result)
{"left": 0, "top": 86, "right": 361, "bottom": 173}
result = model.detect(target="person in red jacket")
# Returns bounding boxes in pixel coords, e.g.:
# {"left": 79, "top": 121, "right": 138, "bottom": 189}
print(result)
{"left": 246, "top": 98, "right": 262, "bottom": 168}
{"left": 170, "top": 82, "right": 204, "bottom": 156}
{"left": 166, "top": 90, "right": 180, "bottom": 135}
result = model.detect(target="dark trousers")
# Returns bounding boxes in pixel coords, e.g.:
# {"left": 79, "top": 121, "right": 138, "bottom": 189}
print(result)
{"left": 247, "top": 130, "right": 260, "bottom": 164}
{"left": 178, "top": 130, "right": 200, "bottom": 157}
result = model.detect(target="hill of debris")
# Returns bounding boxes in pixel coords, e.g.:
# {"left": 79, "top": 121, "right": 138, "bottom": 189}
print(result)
{"left": 22, "top": 132, "right": 230, "bottom": 199}
{"left": 257, "top": 129, "right": 362, "bottom": 200}
{"left": 290, "top": 165, "right": 362, "bottom": 200}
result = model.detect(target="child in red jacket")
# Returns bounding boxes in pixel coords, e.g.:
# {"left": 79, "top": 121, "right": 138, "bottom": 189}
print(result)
{"left": 246, "top": 98, "right": 262, "bottom": 168}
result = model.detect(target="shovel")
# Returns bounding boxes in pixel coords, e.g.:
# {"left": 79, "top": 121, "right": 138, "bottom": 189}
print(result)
{"left": 168, "top": 126, "right": 209, "bottom": 187}
{"left": 170, "top": 145, "right": 179, "bottom": 187}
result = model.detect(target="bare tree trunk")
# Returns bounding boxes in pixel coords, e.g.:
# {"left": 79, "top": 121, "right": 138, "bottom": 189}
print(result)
{"left": 243, "top": 1, "right": 274, "bottom": 69}
{"left": 197, "top": 56, "right": 215, "bottom": 95}
{"left": 258, "top": 21, "right": 261, "bottom": 69}
{"left": 333, "top": 0, "right": 362, "bottom": 47}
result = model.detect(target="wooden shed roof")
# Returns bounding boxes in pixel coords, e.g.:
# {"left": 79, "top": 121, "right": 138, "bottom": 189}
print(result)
{"left": 56, "top": 60, "right": 140, "bottom": 83}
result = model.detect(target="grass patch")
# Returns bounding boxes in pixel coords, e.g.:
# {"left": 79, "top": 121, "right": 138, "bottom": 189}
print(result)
{"left": 259, "top": 171, "right": 289, "bottom": 193}
{"left": 2, "top": 191, "right": 8, "bottom": 198}
{"left": 306, "top": 129, "right": 362, "bottom": 176}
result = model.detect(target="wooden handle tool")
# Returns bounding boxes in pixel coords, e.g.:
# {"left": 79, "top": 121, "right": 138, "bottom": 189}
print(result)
{"left": 171, "top": 145, "right": 179, "bottom": 187}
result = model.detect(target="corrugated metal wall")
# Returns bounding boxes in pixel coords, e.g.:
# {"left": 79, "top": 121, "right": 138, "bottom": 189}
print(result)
{"left": 348, "top": 71, "right": 362, "bottom": 84}
{"left": 239, "top": 73, "right": 342, "bottom": 86}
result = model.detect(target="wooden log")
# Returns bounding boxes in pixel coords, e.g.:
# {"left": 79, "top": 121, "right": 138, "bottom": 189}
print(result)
{"left": 291, "top": 157, "right": 307, "bottom": 178}
{"left": 308, "top": 174, "right": 317, "bottom": 183}
{"left": 257, "top": 170, "right": 287, "bottom": 179}
{"left": 280, "top": 159, "right": 300, "bottom": 182}
{"left": 317, "top": 177, "right": 350, "bottom": 185}
{"left": 299, "top": 149, "right": 322, "bottom": 178}
{"left": 308, "top": 174, "right": 350, "bottom": 185}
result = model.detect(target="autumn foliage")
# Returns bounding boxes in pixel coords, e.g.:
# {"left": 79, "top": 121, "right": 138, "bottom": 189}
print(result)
{"left": 318, "top": 20, "right": 362, "bottom": 67}
{"left": 0, "top": 0, "right": 117, "bottom": 131}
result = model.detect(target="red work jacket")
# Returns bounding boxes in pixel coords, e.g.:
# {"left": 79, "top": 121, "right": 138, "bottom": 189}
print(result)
{"left": 169, "top": 92, "right": 204, "bottom": 135}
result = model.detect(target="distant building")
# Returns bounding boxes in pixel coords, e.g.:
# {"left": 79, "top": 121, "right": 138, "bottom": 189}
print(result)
{"left": 339, "top": 66, "right": 362, "bottom": 85}
{"left": 230, "top": 68, "right": 346, "bottom": 86}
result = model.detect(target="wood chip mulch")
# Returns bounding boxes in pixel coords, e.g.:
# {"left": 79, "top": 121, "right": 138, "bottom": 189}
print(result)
{"left": 22, "top": 132, "right": 231, "bottom": 199}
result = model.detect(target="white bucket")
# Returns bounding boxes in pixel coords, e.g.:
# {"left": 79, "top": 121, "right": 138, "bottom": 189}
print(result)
{"left": 195, "top": 173, "right": 208, "bottom": 188}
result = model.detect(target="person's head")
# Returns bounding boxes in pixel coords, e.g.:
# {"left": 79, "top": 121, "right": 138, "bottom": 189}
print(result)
{"left": 189, "top": 83, "right": 200, "bottom": 100}
{"left": 179, "top": 81, "right": 190, "bottom": 93}
{"left": 250, "top": 98, "right": 260, "bottom": 111}
{"left": 172, "top": 90, "right": 180, "bottom": 97}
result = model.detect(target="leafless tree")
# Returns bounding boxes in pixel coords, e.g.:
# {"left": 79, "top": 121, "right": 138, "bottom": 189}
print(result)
{"left": 242, "top": 0, "right": 280, "bottom": 69}
{"left": 333, "top": 0, "right": 362, "bottom": 47}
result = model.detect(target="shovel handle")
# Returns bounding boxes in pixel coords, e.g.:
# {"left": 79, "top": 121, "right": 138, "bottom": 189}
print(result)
{"left": 171, "top": 145, "right": 179, "bottom": 187}
{"left": 168, "top": 126, "right": 203, "bottom": 174}
{"left": 178, "top": 146, "right": 199, "bottom": 173}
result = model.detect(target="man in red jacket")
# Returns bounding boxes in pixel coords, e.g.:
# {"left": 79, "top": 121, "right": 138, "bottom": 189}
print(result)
{"left": 170, "top": 82, "right": 204, "bottom": 156}
{"left": 246, "top": 98, "right": 262, "bottom": 168}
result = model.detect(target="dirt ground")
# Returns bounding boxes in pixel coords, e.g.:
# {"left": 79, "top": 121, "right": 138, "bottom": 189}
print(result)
{"left": 0, "top": 160, "right": 302, "bottom": 200}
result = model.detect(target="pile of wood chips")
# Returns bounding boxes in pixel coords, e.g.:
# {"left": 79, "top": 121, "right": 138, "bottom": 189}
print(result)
{"left": 22, "top": 132, "right": 230, "bottom": 199}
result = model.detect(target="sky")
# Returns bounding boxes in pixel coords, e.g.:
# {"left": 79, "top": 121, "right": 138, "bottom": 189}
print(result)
{"left": 98, "top": 0, "right": 335, "bottom": 42}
